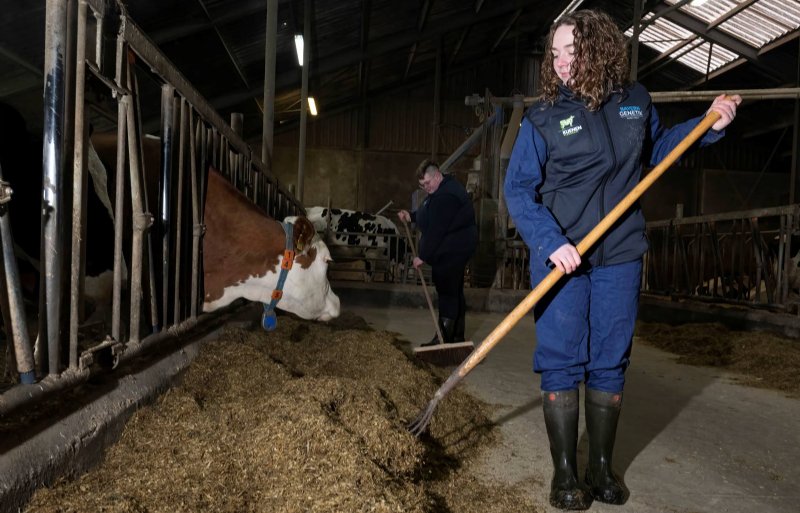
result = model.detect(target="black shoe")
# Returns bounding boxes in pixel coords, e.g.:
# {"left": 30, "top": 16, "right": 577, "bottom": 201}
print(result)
{"left": 584, "top": 389, "right": 628, "bottom": 505}
{"left": 542, "top": 390, "right": 592, "bottom": 510}
{"left": 420, "top": 316, "right": 455, "bottom": 347}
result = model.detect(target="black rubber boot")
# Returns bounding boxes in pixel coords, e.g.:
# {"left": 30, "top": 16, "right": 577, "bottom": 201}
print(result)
{"left": 542, "top": 390, "right": 592, "bottom": 511}
{"left": 584, "top": 389, "right": 628, "bottom": 505}
{"left": 421, "top": 317, "right": 456, "bottom": 346}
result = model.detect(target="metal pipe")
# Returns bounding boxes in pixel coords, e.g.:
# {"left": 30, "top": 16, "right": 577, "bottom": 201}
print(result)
{"left": 41, "top": 0, "right": 69, "bottom": 376}
{"left": 0, "top": 368, "right": 90, "bottom": 417}
{"left": 110, "top": 33, "right": 126, "bottom": 342}
{"left": 262, "top": 0, "right": 278, "bottom": 170}
{"left": 189, "top": 109, "right": 201, "bottom": 319}
{"left": 468, "top": 88, "right": 800, "bottom": 107}
{"left": 231, "top": 112, "right": 243, "bottom": 137}
{"left": 374, "top": 200, "right": 393, "bottom": 216}
{"left": 124, "top": 95, "right": 150, "bottom": 344}
{"left": 160, "top": 84, "right": 175, "bottom": 326}
{"left": 69, "top": 0, "right": 89, "bottom": 370}
{"left": 0, "top": 166, "right": 35, "bottom": 383}
{"left": 630, "top": 0, "right": 642, "bottom": 82}
{"left": 647, "top": 204, "right": 800, "bottom": 228}
{"left": 0, "top": 248, "right": 17, "bottom": 378}
{"left": 499, "top": 96, "right": 524, "bottom": 159}
{"left": 490, "top": 105, "right": 503, "bottom": 199}
{"left": 297, "top": 1, "right": 310, "bottom": 202}
{"left": 651, "top": 88, "right": 800, "bottom": 102}
{"left": 791, "top": 37, "right": 800, "bottom": 204}
{"left": 118, "top": 14, "right": 300, "bottom": 212}
{"left": 439, "top": 110, "right": 498, "bottom": 173}
{"left": 221, "top": 137, "right": 229, "bottom": 173}
{"left": 431, "top": 39, "right": 441, "bottom": 160}
{"left": 496, "top": 97, "right": 525, "bottom": 242}
{"left": 111, "top": 95, "right": 127, "bottom": 342}
{"left": 128, "top": 66, "right": 160, "bottom": 334}
{"left": 0, "top": 305, "right": 239, "bottom": 417}
{"left": 173, "top": 98, "right": 186, "bottom": 325}
{"left": 93, "top": 6, "right": 103, "bottom": 70}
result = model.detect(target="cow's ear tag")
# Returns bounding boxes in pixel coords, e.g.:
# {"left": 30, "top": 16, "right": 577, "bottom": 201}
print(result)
{"left": 262, "top": 309, "right": 278, "bottom": 331}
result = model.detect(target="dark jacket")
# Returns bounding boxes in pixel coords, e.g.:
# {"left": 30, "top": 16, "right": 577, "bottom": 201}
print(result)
{"left": 504, "top": 82, "right": 724, "bottom": 268}
{"left": 412, "top": 174, "right": 478, "bottom": 265}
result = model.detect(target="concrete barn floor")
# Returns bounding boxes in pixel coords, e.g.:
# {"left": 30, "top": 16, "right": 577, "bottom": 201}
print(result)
{"left": 348, "top": 304, "right": 800, "bottom": 513}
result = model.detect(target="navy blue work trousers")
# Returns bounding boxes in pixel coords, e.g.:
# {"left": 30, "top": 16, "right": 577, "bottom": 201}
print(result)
{"left": 530, "top": 258, "right": 642, "bottom": 393}
{"left": 431, "top": 257, "right": 468, "bottom": 320}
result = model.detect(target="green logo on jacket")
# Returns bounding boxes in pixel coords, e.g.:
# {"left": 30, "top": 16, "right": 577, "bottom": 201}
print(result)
{"left": 559, "top": 115, "right": 582, "bottom": 136}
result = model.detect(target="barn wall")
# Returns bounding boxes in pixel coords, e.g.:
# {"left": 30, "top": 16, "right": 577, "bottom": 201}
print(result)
{"left": 269, "top": 146, "right": 474, "bottom": 214}
{"left": 640, "top": 168, "right": 789, "bottom": 221}
{"left": 271, "top": 147, "right": 362, "bottom": 209}
{"left": 654, "top": 104, "right": 774, "bottom": 174}
{"left": 272, "top": 98, "right": 482, "bottom": 154}
{"left": 265, "top": 55, "right": 780, "bottom": 217}
{"left": 268, "top": 94, "right": 482, "bottom": 212}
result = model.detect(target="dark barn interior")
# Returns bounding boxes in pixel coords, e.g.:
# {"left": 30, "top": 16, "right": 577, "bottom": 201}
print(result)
{"left": 1, "top": 1, "right": 800, "bottom": 512}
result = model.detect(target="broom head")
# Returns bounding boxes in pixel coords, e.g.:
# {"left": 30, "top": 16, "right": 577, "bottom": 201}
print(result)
{"left": 412, "top": 341, "right": 475, "bottom": 367}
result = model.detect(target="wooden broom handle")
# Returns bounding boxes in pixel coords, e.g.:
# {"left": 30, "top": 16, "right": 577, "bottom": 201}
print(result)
{"left": 444, "top": 107, "right": 724, "bottom": 383}
{"left": 401, "top": 218, "right": 445, "bottom": 345}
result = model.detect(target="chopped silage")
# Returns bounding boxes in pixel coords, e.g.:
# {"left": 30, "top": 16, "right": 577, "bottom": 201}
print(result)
{"left": 24, "top": 311, "right": 541, "bottom": 513}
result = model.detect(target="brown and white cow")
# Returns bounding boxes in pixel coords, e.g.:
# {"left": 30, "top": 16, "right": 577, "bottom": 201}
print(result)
{"left": 202, "top": 168, "right": 340, "bottom": 320}
{"left": 86, "top": 134, "right": 340, "bottom": 324}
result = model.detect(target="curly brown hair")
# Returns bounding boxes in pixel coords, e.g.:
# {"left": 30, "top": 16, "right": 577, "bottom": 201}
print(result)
{"left": 541, "top": 9, "right": 630, "bottom": 111}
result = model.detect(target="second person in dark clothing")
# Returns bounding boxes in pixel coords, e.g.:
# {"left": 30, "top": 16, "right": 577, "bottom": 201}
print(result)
{"left": 398, "top": 159, "right": 478, "bottom": 345}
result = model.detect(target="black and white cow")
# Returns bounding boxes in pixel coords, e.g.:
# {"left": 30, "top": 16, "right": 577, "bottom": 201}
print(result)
{"left": 285, "top": 206, "right": 408, "bottom": 282}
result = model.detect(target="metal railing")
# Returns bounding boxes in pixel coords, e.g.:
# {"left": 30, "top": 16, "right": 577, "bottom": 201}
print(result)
{"left": 318, "top": 227, "right": 408, "bottom": 283}
{"left": 0, "top": 1, "right": 302, "bottom": 415}
{"left": 644, "top": 205, "right": 800, "bottom": 312}
{"left": 484, "top": 205, "right": 800, "bottom": 314}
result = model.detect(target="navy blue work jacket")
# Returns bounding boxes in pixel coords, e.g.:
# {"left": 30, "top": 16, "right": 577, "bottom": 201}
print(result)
{"left": 504, "top": 82, "right": 724, "bottom": 268}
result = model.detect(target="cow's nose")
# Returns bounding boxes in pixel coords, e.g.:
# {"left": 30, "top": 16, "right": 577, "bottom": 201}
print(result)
{"left": 319, "top": 290, "right": 341, "bottom": 321}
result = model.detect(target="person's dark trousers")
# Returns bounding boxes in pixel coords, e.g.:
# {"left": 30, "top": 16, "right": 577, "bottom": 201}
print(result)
{"left": 542, "top": 389, "right": 592, "bottom": 510}
{"left": 427, "top": 258, "right": 468, "bottom": 344}
{"left": 453, "top": 293, "right": 466, "bottom": 342}
{"left": 431, "top": 259, "right": 465, "bottom": 319}
{"left": 584, "top": 388, "right": 628, "bottom": 504}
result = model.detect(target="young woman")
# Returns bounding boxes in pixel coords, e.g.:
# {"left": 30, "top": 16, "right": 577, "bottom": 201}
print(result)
{"left": 505, "top": 9, "right": 740, "bottom": 510}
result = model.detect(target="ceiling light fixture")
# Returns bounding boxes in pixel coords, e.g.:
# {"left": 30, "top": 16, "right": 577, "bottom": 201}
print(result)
{"left": 294, "top": 34, "right": 304, "bottom": 66}
{"left": 308, "top": 97, "right": 318, "bottom": 116}
{"left": 690, "top": 0, "right": 709, "bottom": 6}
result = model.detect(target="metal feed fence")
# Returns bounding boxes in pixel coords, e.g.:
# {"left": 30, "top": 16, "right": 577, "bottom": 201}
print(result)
{"left": 0, "top": 0, "right": 301, "bottom": 416}
{"left": 643, "top": 205, "right": 800, "bottom": 312}
{"left": 478, "top": 204, "right": 800, "bottom": 316}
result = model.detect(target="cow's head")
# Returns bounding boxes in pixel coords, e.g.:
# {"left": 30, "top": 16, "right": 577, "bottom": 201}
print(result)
{"left": 274, "top": 217, "right": 341, "bottom": 321}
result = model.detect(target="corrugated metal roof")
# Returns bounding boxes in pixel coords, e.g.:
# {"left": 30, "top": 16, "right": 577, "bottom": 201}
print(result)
{"left": 627, "top": 14, "right": 735, "bottom": 74}
{"left": 629, "top": 0, "right": 800, "bottom": 75}
{"left": 1, "top": 0, "right": 799, "bottom": 141}
{"left": 674, "top": 0, "right": 800, "bottom": 48}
